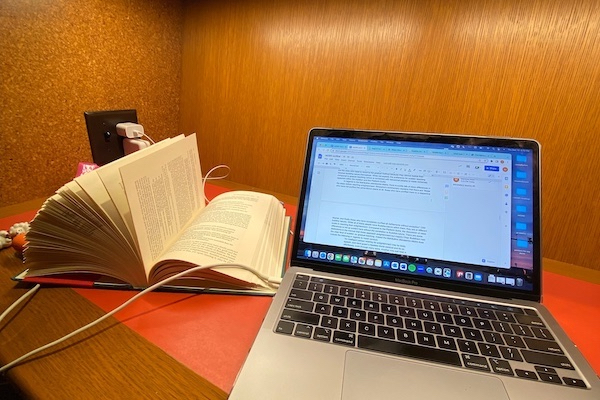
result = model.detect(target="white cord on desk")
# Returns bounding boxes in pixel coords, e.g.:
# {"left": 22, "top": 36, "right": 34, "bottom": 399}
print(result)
{"left": 0, "top": 284, "right": 40, "bottom": 324}
{"left": 0, "top": 263, "right": 280, "bottom": 374}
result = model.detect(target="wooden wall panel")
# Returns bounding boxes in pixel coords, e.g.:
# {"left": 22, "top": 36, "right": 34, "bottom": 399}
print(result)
{"left": 180, "top": 0, "right": 600, "bottom": 271}
{"left": 0, "top": 0, "right": 183, "bottom": 207}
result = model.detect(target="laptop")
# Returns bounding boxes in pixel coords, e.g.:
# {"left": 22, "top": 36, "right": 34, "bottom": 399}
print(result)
{"left": 229, "top": 128, "right": 599, "bottom": 400}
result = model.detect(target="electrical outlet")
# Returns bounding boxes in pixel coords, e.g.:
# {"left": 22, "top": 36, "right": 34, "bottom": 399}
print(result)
{"left": 84, "top": 109, "right": 138, "bottom": 165}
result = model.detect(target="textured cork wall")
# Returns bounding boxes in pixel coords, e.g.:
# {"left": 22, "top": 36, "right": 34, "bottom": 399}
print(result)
{"left": 0, "top": 0, "right": 183, "bottom": 207}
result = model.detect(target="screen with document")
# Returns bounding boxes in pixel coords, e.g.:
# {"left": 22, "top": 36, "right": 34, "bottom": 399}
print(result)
{"left": 294, "top": 131, "right": 539, "bottom": 294}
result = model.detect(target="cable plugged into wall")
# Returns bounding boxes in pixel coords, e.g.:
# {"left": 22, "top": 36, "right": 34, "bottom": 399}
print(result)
{"left": 116, "top": 122, "right": 154, "bottom": 155}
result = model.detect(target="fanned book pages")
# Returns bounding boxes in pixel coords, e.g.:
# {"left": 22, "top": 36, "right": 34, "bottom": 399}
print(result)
{"left": 18, "top": 134, "right": 290, "bottom": 295}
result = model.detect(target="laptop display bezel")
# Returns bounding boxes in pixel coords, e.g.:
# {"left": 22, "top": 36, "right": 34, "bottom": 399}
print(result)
{"left": 290, "top": 127, "right": 542, "bottom": 303}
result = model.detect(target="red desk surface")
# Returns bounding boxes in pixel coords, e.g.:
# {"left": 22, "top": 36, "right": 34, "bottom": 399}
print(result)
{"left": 2, "top": 187, "right": 599, "bottom": 393}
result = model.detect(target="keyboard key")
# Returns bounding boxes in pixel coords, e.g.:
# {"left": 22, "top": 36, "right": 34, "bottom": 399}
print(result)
{"left": 407, "top": 298, "right": 423, "bottom": 308}
{"left": 459, "top": 306, "right": 477, "bottom": 317}
{"left": 397, "top": 329, "right": 416, "bottom": 343}
{"left": 313, "top": 327, "right": 332, "bottom": 342}
{"left": 330, "top": 295, "right": 345, "bottom": 305}
{"left": 521, "top": 350, "right": 575, "bottom": 370}
{"left": 499, "top": 346, "right": 523, "bottom": 362}
{"left": 313, "top": 292, "right": 329, "bottom": 303}
{"left": 289, "top": 289, "right": 312, "bottom": 300}
{"left": 478, "top": 343, "right": 500, "bottom": 358}
{"left": 495, "top": 311, "right": 516, "bottom": 323}
{"left": 280, "top": 309, "right": 320, "bottom": 325}
{"left": 454, "top": 315, "right": 473, "bottom": 327}
{"left": 340, "top": 287, "right": 354, "bottom": 297}
{"left": 515, "top": 369, "right": 538, "bottom": 380}
{"left": 332, "top": 306, "right": 349, "bottom": 318}
{"left": 292, "top": 279, "right": 308, "bottom": 290}
{"left": 275, "top": 320, "right": 294, "bottom": 335}
{"left": 389, "top": 295, "right": 405, "bottom": 306}
{"left": 482, "top": 331, "right": 504, "bottom": 345}
{"left": 364, "top": 301, "right": 379, "bottom": 312}
{"left": 356, "top": 289, "right": 371, "bottom": 300}
{"left": 436, "top": 312, "right": 453, "bottom": 324}
{"left": 477, "top": 309, "right": 497, "bottom": 320}
{"left": 563, "top": 377, "right": 587, "bottom": 387}
{"left": 381, "top": 304, "right": 398, "bottom": 315}
{"left": 440, "top": 303, "right": 460, "bottom": 314}
{"left": 534, "top": 366, "right": 557, "bottom": 375}
{"left": 417, "top": 309, "right": 435, "bottom": 321}
{"left": 515, "top": 314, "right": 546, "bottom": 328}
{"left": 340, "top": 319, "right": 357, "bottom": 332}
{"left": 373, "top": 292, "right": 387, "bottom": 303}
{"left": 386, "top": 315, "right": 403, "bottom": 328}
{"left": 524, "top": 338, "right": 563, "bottom": 354}
{"left": 463, "top": 328, "right": 483, "bottom": 342}
{"left": 405, "top": 319, "right": 423, "bottom": 331}
{"left": 377, "top": 326, "right": 395, "bottom": 340}
{"left": 443, "top": 325, "right": 463, "bottom": 338}
{"left": 358, "top": 322, "right": 376, "bottom": 336}
{"left": 531, "top": 327, "right": 554, "bottom": 340}
{"left": 489, "top": 358, "right": 513, "bottom": 376}
{"left": 423, "top": 300, "right": 441, "bottom": 311}
{"left": 492, "top": 321, "right": 513, "bottom": 334}
{"left": 457, "top": 339, "right": 479, "bottom": 354}
{"left": 462, "top": 354, "right": 490, "bottom": 372}
{"left": 321, "top": 316, "right": 338, "bottom": 329}
{"left": 333, "top": 331, "right": 356, "bottom": 346}
{"left": 503, "top": 334, "right": 526, "bottom": 348}
{"left": 359, "top": 336, "right": 462, "bottom": 367}
{"left": 399, "top": 307, "right": 416, "bottom": 318}
{"left": 417, "top": 332, "right": 436, "bottom": 347}
{"left": 347, "top": 298, "right": 362, "bottom": 308}
{"left": 368, "top": 312, "right": 384, "bottom": 324}
{"left": 294, "top": 324, "right": 313, "bottom": 338}
{"left": 511, "top": 324, "right": 533, "bottom": 337}
{"left": 349, "top": 309, "right": 367, "bottom": 321}
{"left": 286, "top": 298, "right": 315, "bottom": 312}
{"left": 323, "top": 284, "right": 339, "bottom": 295}
{"left": 437, "top": 336, "right": 457, "bottom": 351}
{"left": 424, "top": 321, "right": 442, "bottom": 335}
{"left": 307, "top": 282, "right": 323, "bottom": 292}
{"left": 473, "top": 318, "right": 493, "bottom": 331}
{"left": 314, "top": 303, "right": 331, "bottom": 315}
{"left": 538, "top": 373, "right": 564, "bottom": 385}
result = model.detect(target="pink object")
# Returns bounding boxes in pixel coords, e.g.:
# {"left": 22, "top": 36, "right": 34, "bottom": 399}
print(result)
{"left": 76, "top": 162, "right": 99, "bottom": 177}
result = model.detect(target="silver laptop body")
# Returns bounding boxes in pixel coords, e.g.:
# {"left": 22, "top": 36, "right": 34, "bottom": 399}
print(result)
{"left": 230, "top": 128, "right": 599, "bottom": 400}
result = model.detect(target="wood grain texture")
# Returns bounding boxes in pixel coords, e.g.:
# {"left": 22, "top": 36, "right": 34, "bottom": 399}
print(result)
{"left": 0, "top": 0, "right": 184, "bottom": 207}
{"left": 0, "top": 245, "right": 226, "bottom": 399}
{"left": 180, "top": 0, "right": 600, "bottom": 271}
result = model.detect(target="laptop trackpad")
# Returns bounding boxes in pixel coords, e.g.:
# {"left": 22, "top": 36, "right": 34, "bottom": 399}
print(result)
{"left": 342, "top": 351, "right": 510, "bottom": 400}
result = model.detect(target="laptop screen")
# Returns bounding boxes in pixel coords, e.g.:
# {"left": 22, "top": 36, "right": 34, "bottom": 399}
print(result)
{"left": 292, "top": 128, "right": 541, "bottom": 301}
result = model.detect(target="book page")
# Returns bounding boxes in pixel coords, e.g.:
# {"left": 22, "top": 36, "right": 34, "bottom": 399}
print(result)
{"left": 150, "top": 191, "right": 284, "bottom": 287}
{"left": 119, "top": 134, "right": 204, "bottom": 274}
{"left": 95, "top": 136, "right": 181, "bottom": 243}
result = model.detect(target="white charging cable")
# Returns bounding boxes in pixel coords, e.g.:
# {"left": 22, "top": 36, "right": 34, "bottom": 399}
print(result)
{"left": 0, "top": 263, "right": 281, "bottom": 374}
{"left": 203, "top": 164, "right": 231, "bottom": 203}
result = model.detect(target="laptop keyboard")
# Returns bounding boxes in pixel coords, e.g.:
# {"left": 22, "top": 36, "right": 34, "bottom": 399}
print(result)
{"left": 275, "top": 274, "right": 587, "bottom": 389}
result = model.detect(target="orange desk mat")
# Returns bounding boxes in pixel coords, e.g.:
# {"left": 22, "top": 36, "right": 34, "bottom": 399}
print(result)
{"left": 2, "top": 187, "right": 599, "bottom": 393}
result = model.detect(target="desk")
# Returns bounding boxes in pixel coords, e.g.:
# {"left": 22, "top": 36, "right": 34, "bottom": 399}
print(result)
{"left": 1, "top": 182, "right": 599, "bottom": 398}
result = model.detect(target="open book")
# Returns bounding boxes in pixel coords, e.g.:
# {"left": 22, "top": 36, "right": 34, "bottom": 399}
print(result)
{"left": 18, "top": 134, "right": 290, "bottom": 295}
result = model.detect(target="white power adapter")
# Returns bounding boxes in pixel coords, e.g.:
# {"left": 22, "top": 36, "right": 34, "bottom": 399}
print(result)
{"left": 116, "top": 122, "right": 151, "bottom": 155}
